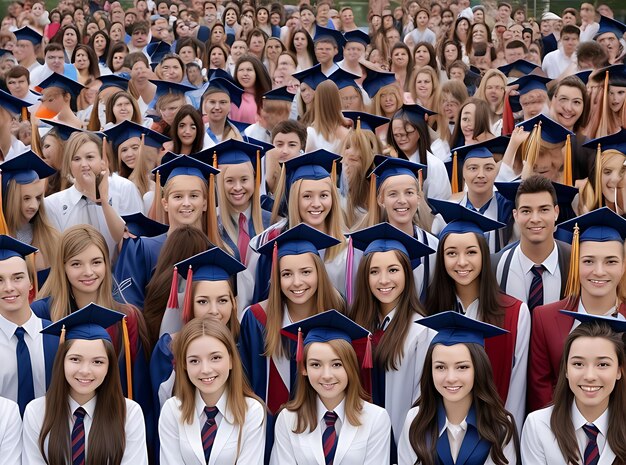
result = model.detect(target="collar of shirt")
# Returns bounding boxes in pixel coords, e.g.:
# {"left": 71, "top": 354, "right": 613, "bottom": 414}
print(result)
{"left": 69, "top": 394, "right": 98, "bottom": 419}
{"left": 194, "top": 388, "right": 232, "bottom": 425}
{"left": 518, "top": 241, "right": 559, "bottom": 275}
{"left": 229, "top": 205, "right": 252, "bottom": 227}
{"left": 316, "top": 396, "right": 345, "bottom": 435}
{"left": 65, "top": 185, "right": 89, "bottom": 209}
{"left": 0, "top": 311, "right": 39, "bottom": 341}
{"left": 440, "top": 416, "right": 468, "bottom": 438}
{"left": 455, "top": 296, "right": 479, "bottom": 317}
{"left": 571, "top": 400, "right": 609, "bottom": 454}
{"left": 380, "top": 307, "right": 398, "bottom": 330}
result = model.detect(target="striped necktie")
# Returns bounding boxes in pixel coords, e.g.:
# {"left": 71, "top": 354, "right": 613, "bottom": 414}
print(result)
{"left": 15, "top": 326, "right": 34, "bottom": 416}
{"left": 528, "top": 264, "right": 545, "bottom": 311}
{"left": 201, "top": 406, "right": 219, "bottom": 463}
{"left": 71, "top": 407, "right": 87, "bottom": 465}
{"left": 323, "top": 411, "right": 338, "bottom": 465}
{"left": 583, "top": 423, "right": 600, "bottom": 465}
{"left": 237, "top": 213, "right": 250, "bottom": 265}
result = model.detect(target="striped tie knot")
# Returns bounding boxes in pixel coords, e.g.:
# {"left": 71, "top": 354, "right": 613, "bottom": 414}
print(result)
{"left": 74, "top": 407, "right": 86, "bottom": 420}
{"left": 584, "top": 423, "right": 599, "bottom": 439}
{"left": 324, "top": 411, "right": 338, "bottom": 427}
{"left": 204, "top": 406, "right": 219, "bottom": 422}
{"left": 583, "top": 423, "right": 600, "bottom": 465}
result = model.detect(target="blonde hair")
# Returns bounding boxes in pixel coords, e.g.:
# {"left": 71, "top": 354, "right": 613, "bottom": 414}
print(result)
{"left": 370, "top": 83, "right": 403, "bottom": 117}
{"left": 579, "top": 149, "right": 626, "bottom": 214}
{"left": 475, "top": 69, "right": 507, "bottom": 118}
{"left": 409, "top": 66, "right": 449, "bottom": 141}
{"left": 60, "top": 132, "right": 103, "bottom": 190}
{"left": 264, "top": 253, "right": 345, "bottom": 359}
{"left": 311, "top": 80, "right": 345, "bottom": 141}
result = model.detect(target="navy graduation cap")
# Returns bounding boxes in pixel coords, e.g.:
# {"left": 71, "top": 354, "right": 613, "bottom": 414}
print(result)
{"left": 498, "top": 59, "right": 540, "bottom": 77}
{"left": 242, "top": 135, "right": 274, "bottom": 155}
{"left": 0, "top": 235, "right": 37, "bottom": 261}
{"left": 590, "top": 64, "right": 626, "bottom": 87}
{"left": 228, "top": 119, "right": 250, "bottom": 133}
{"left": 40, "top": 302, "right": 125, "bottom": 342}
{"left": 515, "top": 114, "right": 573, "bottom": 144}
{"left": 175, "top": 246, "right": 246, "bottom": 282}
{"left": 314, "top": 25, "right": 346, "bottom": 48}
{"left": 38, "top": 72, "right": 85, "bottom": 97}
{"left": 494, "top": 181, "right": 578, "bottom": 209}
{"left": 147, "top": 41, "right": 172, "bottom": 63}
{"left": 152, "top": 153, "right": 219, "bottom": 186}
{"left": 207, "top": 68, "right": 236, "bottom": 83}
{"left": 195, "top": 138, "right": 262, "bottom": 168}
{"left": 102, "top": 120, "right": 171, "bottom": 149}
{"left": 256, "top": 223, "right": 340, "bottom": 258}
{"left": 292, "top": 64, "right": 326, "bottom": 90}
{"left": 347, "top": 222, "right": 435, "bottom": 268}
{"left": 262, "top": 86, "right": 295, "bottom": 102}
{"left": 284, "top": 149, "right": 340, "bottom": 185}
{"left": 595, "top": 15, "right": 626, "bottom": 39}
{"left": 558, "top": 207, "right": 626, "bottom": 244}
{"left": 281, "top": 309, "right": 372, "bottom": 366}
{"left": 417, "top": 311, "right": 508, "bottom": 347}
{"left": 121, "top": 212, "right": 169, "bottom": 237}
{"left": 0, "top": 89, "right": 31, "bottom": 115}
{"left": 206, "top": 77, "right": 244, "bottom": 107}
{"left": 150, "top": 79, "right": 195, "bottom": 99}
{"left": 328, "top": 68, "right": 360, "bottom": 90}
{"left": 362, "top": 70, "right": 397, "bottom": 98}
{"left": 342, "top": 111, "right": 389, "bottom": 132}
{"left": 559, "top": 310, "right": 626, "bottom": 332}
{"left": 98, "top": 74, "right": 130, "bottom": 92}
{"left": 0, "top": 150, "right": 55, "bottom": 189}
{"left": 39, "top": 119, "right": 87, "bottom": 141}
{"left": 574, "top": 70, "right": 593, "bottom": 85}
{"left": 429, "top": 198, "right": 505, "bottom": 238}
{"left": 510, "top": 74, "right": 551, "bottom": 95}
{"left": 13, "top": 26, "right": 43, "bottom": 45}
{"left": 402, "top": 103, "right": 437, "bottom": 122}
{"left": 452, "top": 136, "right": 511, "bottom": 157}
{"left": 582, "top": 128, "right": 626, "bottom": 153}
{"left": 371, "top": 155, "right": 427, "bottom": 190}
{"left": 343, "top": 29, "right": 370, "bottom": 46}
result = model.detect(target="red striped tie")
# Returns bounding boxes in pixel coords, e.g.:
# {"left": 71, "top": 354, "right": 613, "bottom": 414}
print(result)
{"left": 237, "top": 213, "right": 250, "bottom": 265}
{"left": 583, "top": 424, "right": 600, "bottom": 465}
{"left": 71, "top": 407, "right": 87, "bottom": 465}
{"left": 322, "top": 411, "right": 338, "bottom": 465}
{"left": 201, "top": 406, "right": 219, "bottom": 463}
{"left": 528, "top": 264, "right": 544, "bottom": 311}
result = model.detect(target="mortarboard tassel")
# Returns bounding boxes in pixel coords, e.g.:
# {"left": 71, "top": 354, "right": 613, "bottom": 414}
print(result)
{"left": 149, "top": 171, "right": 163, "bottom": 222}
{"left": 563, "top": 134, "right": 572, "bottom": 186}
{"left": 21, "top": 107, "right": 27, "bottom": 121}
{"left": 346, "top": 236, "right": 354, "bottom": 305}
{"left": 418, "top": 169, "right": 423, "bottom": 192}
{"left": 331, "top": 159, "right": 337, "bottom": 187}
{"left": 451, "top": 151, "right": 459, "bottom": 194}
{"left": 356, "top": 116, "right": 362, "bottom": 132}
{"left": 28, "top": 252, "right": 38, "bottom": 303}
{"left": 502, "top": 94, "right": 515, "bottom": 136}
{"left": 597, "top": 70, "right": 610, "bottom": 138}
{"left": 362, "top": 334, "right": 373, "bottom": 369}
{"left": 122, "top": 316, "right": 132, "bottom": 400}
{"left": 59, "top": 325, "right": 66, "bottom": 346}
{"left": 368, "top": 172, "right": 377, "bottom": 222}
{"left": 595, "top": 144, "right": 603, "bottom": 209}
{"left": 182, "top": 265, "right": 193, "bottom": 323}
{"left": 255, "top": 149, "right": 261, "bottom": 190}
{"left": 0, "top": 174, "right": 9, "bottom": 235}
{"left": 295, "top": 327, "right": 304, "bottom": 363}
{"left": 564, "top": 224, "right": 580, "bottom": 306}
{"left": 166, "top": 266, "right": 179, "bottom": 309}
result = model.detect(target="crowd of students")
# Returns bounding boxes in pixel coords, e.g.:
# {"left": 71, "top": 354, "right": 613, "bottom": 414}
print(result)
{"left": 0, "top": 0, "right": 625, "bottom": 463}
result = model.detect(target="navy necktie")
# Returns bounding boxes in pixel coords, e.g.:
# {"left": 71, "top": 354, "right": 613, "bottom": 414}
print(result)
{"left": 528, "top": 264, "right": 545, "bottom": 311}
{"left": 201, "top": 406, "right": 219, "bottom": 463}
{"left": 323, "top": 411, "right": 338, "bottom": 465}
{"left": 71, "top": 407, "right": 87, "bottom": 465}
{"left": 583, "top": 423, "right": 600, "bottom": 465}
{"left": 15, "top": 326, "right": 34, "bottom": 416}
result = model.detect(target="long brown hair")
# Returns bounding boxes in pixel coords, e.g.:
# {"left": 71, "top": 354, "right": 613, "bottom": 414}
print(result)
{"left": 311, "top": 80, "right": 345, "bottom": 141}
{"left": 39, "top": 338, "right": 126, "bottom": 465}
{"left": 170, "top": 105, "right": 204, "bottom": 155}
{"left": 349, "top": 250, "right": 426, "bottom": 370}
{"left": 264, "top": 252, "right": 345, "bottom": 359}
{"left": 550, "top": 322, "right": 626, "bottom": 464}
{"left": 173, "top": 318, "right": 263, "bottom": 459}
{"left": 285, "top": 339, "right": 366, "bottom": 433}
{"left": 104, "top": 91, "right": 142, "bottom": 126}
{"left": 408, "top": 343, "right": 518, "bottom": 465}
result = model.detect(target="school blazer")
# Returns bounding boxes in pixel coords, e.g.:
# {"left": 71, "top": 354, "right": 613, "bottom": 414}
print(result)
{"left": 270, "top": 401, "right": 392, "bottom": 465}
{"left": 158, "top": 395, "right": 266, "bottom": 465}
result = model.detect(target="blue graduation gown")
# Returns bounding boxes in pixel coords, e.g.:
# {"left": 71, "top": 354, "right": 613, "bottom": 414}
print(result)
{"left": 31, "top": 296, "right": 51, "bottom": 320}
{"left": 114, "top": 233, "right": 168, "bottom": 309}
{"left": 436, "top": 403, "right": 492, "bottom": 465}
{"left": 41, "top": 319, "right": 58, "bottom": 388}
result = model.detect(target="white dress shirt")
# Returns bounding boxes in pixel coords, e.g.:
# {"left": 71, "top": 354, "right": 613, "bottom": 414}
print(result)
{"left": 0, "top": 397, "right": 22, "bottom": 465}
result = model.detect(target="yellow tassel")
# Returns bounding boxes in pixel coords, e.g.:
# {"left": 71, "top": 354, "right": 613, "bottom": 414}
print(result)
{"left": 255, "top": 149, "right": 261, "bottom": 190}
{"left": 368, "top": 172, "right": 377, "bottom": 222}
{"left": 525, "top": 122, "right": 542, "bottom": 169}
{"left": 331, "top": 159, "right": 337, "bottom": 187}
{"left": 122, "top": 317, "right": 132, "bottom": 400}
{"left": 451, "top": 152, "right": 459, "bottom": 194}
{"left": 59, "top": 325, "right": 66, "bottom": 346}
{"left": 356, "top": 117, "right": 362, "bottom": 132}
{"left": 564, "top": 224, "right": 580, "bottom": 304}
{"left": 418, "top": 169, "right": 423, "bottom": 192}
{"left": 595, "top": 144, "right": 603, "bottom": 209}
{"left": 29, "top": 252, "right": 38, "bottom": 297}
{"left": 0, "top": 174, "right": 9, "bottom": 235}
{"left": 212, "top": 151, "right": 218, "bottom": 169}
{"left": 563, "top": 134, "right": 572, "bottom": 186}
{"left": 21, "top": 107, "right": 27, "bottom": 121}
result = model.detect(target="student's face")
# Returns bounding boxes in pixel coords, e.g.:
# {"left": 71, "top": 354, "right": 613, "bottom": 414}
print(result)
{"left": 112, "top": 96, "right": 133, "bottom": 122}
{"left": 368, "top": 250, "right": 406, "bottom": 314}
{"left": 463, "top": 156, "right": 496, "bottom": 196}
{"left": 231, "top": 41, "right": 248, "bottom": 60}
{"left": 608, "top": 85, "right": 626, "bottom": 114}
{"left": 41, "top": 136, "right": 62, "bottom": 168}
{"left": 413, "top": 45, "right": 431, "bottom": 67}
{"left": 449, "top": 67, "right": 465, "bottom": 81}
{"left": 300, "top": 82, "right": 315, "bottom": 105}
{"left": 225, "top": 9, "right": 237, "bottom": 25}
{"left": 560, "top": 33, "right": 579, "bottom": 56}
{"left": 209, "top": 48, "right": 225, "bottom": 68}
{"left": 203, "top": 91, "right": 230, "bottom": 124}
{"left": 130, "top": 60, "right": 150, "bottom": 81}
{"left": 157, "top": 2, "right": 169, "bottom": 15}
{"left": 272, "top": 132, "right": 302, "bottom": 161}
{"left": 63, "top": 28, "right": 78, "bottom": 49}
{"left": 304, "top": 342, "right": 348, "bottom": 409}
{"left": 64, "top": 244, "right": 106, "bottom": 297}
{"left": 163, "top": 176, "right": 207, "bottom": 226}
{"left": 257, "top": 8, "right": 269, "bottom": 23}
{"left": 300, "top": 9, "right": 315, "bottom": 28}
{"left": 193, "top": 280, "right": 234, "bottom": 322}
{"left": 567, "top": 336, "right": 622, "bottom": 419}
{"left": 339, "top": 86, "right": 361, "bottom": 111}
{"left": 110, "top": 24, "right": 125, "bottom": 42}
{"left": 20, "top": 180, "right": 45, "bottom": 224}
{"left": 473, "top": 9, "right": 484, "bottom": 23}
{"left": 132, "top": 29, "right": 148, "bottom": 48}
{"left": 64, "top": 339, "right": 109, "bottom": 404}
{"left": 70, "top": 141, "right": 103, "bottom": 180}
{"left": 432, "top": 343, "right": 474, "bottom": 406}
{"left": 314, "top": 41, "right": 337, "bottom": 65}
{"left": 185, "top": 335, "right": 231, "bottom": 405}
{"left": 504, "top": 46, "right": 525, "bottom": 63}
{"left": 392, "top": 119, "right": 419, "bottom": 155}
{"left": 74, "top": 49, "right": 89, "bottom": 70}
{"left": 94, "top": 34, "right": 107, "bottom": 53}
{"left": 177, "top": 115, "right": 198, "bottom": 149}
{"left": 179, "top": 46, "right": 196, "bottom": 64}
{"left": 6, "top": 75, "right": 29, "bottom": 98}
{"left": 443, "top": 232, "right": 482, "bottom": 287}
{"left": 236, "top": 61, "right": 256, "bottom": 90}
{"left": 45, "top": 50, "right": 66, "bottom": 73}
{"left": 159, "top": 98, "right": 185, "bottom": 126}
{"left": 298, "top": 178, "right": 332, "bottom": 229}
{"left": 211, "top": 26, "right": 224, "bottom": 43}
{"left": 118, "top": 137, "right": 141, "bottom": 169}
{"left": 378, "top": 175, "right": 419, "bottom": 228}
{"left": 444, "top": 43, "right": 458, "bottom": 63}
{"left": 459, "top": 103, "right": 477, "bottom": 140}
{"left": 550, "top": 85, "right": 584, "bottom": 131}
{"left": 187, "top": 66, "right": 202, "bottom": 83}
{"left": 391, "top": 47, "right": 409, "bottom": 67}
{"left": 602, "top": 154, "right": 626, "bottom": 202}
{"left": 279, "top": 252, "right": 318, "bottom": 305}
{"left": 578, "top": 241, "right": 625, "bottom": 300}
{"left": 513, "top": 192, "right": 559, "bottom": 245}
{"left": 442, "top": 92, "right": 461, "bottom": 121}
{"left": 13, "top": 41, "right": 34, "bottom": 62}
{"left": 221, "top": 162, "right": 255, "bottom": 211}
{"left": 385, "top": 29, "right": 400, "bottom": 47}
{"left": 598, "top": 33, "right": 620, "bottom": 59}
{"left": 293, "top": 32, "right": 308, "bottom": 51}
{"left": 0, "top": 256, "right": 32, "bottom": 315}
{"left": 471, "top": 24, "right": 488, "bottom": 42}
{"left": 161, "top": 58, "right": 184, "bottom": 82}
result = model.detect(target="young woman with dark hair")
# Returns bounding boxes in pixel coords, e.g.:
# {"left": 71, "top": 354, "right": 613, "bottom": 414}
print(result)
{"left": 230, "top": 55, "right": 272, "bottom": 124}
{"left": 170, "top": 104, "right": 205, "bottom": 155}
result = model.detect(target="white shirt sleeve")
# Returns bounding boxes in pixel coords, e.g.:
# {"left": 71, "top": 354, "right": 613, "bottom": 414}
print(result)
{"left": 269, "top": 410, "right": 298, "bottom": 465}
{"left": 120, "top": 400, "right": 148, "bottom": 465}
{"left": 504, "top": 303, "right": 531, "bottom": 434}
{"left": 0, "top": 398, "right": 22, "bottom": 465}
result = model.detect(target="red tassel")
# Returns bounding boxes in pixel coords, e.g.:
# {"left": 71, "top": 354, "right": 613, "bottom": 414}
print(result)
{"left": 502, "top": 94, "right": 515, "bottom": 136}
{"left": 182, "top": 265, "right": 193, "bottom": 323}
{"left": 166, "top": 266, "right": 179, "bottom": 309}
{"left": 296, "top": 328, "right": 304, "bottom": 363}
{"left": 363, "top": 335, "right": 373, "bottom": 369}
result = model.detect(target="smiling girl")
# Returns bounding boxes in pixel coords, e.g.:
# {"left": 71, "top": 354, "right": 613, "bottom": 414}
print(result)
{"left": 159, "top": 318, "right": 265, "bottom": 464}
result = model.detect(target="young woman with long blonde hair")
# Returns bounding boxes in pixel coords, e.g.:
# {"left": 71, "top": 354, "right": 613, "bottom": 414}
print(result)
{"left": 305, "top": 80, "right": 350, "bottom": 153}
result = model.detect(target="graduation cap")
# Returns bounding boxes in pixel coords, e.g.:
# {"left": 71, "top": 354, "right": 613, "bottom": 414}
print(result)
{"left": 0, "top": 90, "right": 30, "bottom": 116}
{"left": 205, "top": 77, "right": 244, "bottom": 107}
{"left": 41, "top": 302, "right": 125, "bottom": 342}
{"left": 344, "top": 29, "right": 370, "bottom": 46}
{"left": 574, "top": 70, "right": 593, "bottom": 85}
{"left": 314, "top": 25, "right": 346, "bottom": 48}
{"left": 39, "top": 119, "right": 86, "bottom": 141}
{"left": 371, "top": 156, "right": 427, "bottom": 190}
{"left": 595, "top": 15, "right": 626, "bottom": 40}
{"left": 292, "top": 64, "right": 327, "bottom": 90}
{"left": 256, "top": 223, "right": 340, "bottom": 258}
{"left": 510, "top": 74, "right": 551, "bottom": 95}
{"left": 447, "top": 138, "right": 506, "bottom": 194}
{"left": 150, "top": 79, "right": 195, "bottom": 99}
{"left": 328, "top": 68, "right": 360, "bottom": 90}
{"left": 515, "top": 114, "right": 573, "bottom": 144}
{"left": 242, "top": 136, "right": 274, "bottom": 155}
{"left": 0, "top": 235, "right": 37, "bottom": 261}
{"left": 281, "top": 309, "right": 372, "bottom": 367}
{"left": 0, "top": 49, "right": 13, "bottom": 59}
{"left": 0, "top": 150, "right": 55, "bottom": 190}
{"left": 206, "top": 68, "right": 236, "bottom": 83}
{"left": 342, "top": 111, "right": 389, "bottom": 132}
{"left": 416, "top": 311, "right": 508, "bottom": 347}
{"left": 582, "top": 128, "right": 626, "bottom": 154}
{"left": 102, "top": 120, "right": 171, "bottom": 150}
{"left": 589, "top": 64, "right": 626, "bottom": 87}
{"left": 362, "top": 70, "right": 397, "bottom": 99}
{"left": 146, "top": 41, "right": 172, "bottom": 64}
{"left": 13, "top": 26, "right": 43, "bottom": 45}
{"left": 347, "top": 222, "right": 435, "bottom": 269}
{"left": 429, "top": 198, "right": 505, "bottom": 239}
{"left": 152, "top": 153, "right": 220, "bottom": 186}
{"left": 98, "top": 74, "right": 130, "bottom": 92}
{"left": 283, "top": 149, "right": 341, "bottom": 196}
{"left": 498, "top": 59, "right": 541, "bottom": 78}
{"left": 228, "top": 119, "right": 250, "bottom": 133}
{"left": 494, "top": 181, "right": 578, "bottom": 210}
{"left": 559, "top": 310, "right": 626, "bottom": 333}
{"left": 121, "top": 212, "right": 169, "bottom": 237}
{"left": 401, "top": 103, "right": 438, "bottom": 122}
{"left": 262, "top": 86, "right": 295, "bottom": 103}
{"left": 38, "top": 72, "right": 85, "bottom": 97}
{"left": 558, "top": 207, "right": 626, "bottom": 302}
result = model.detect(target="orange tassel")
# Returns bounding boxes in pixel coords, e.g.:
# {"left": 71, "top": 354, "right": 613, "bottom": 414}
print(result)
{"left": 255, "top": 149, "right": 261, "bottom": 190}
{"left": 182, "top": 265, "right": 193, "bottom": 323}
{"left": 356, "top": 116, "right": 362, "bottom": 132}
{"left": 212, "top": 151, "right": 218, "bottom": 169}
{"left": 295, "top": 327, "right": 303, "bottom": 363}
{"left": 21, "top": 107, "right": 27, "bottom": 121}
{"left": 418, "top": 169, "right": 423, "bottom": 192}
{"left": 368, "top": 172, "right": 377, "bottom": 218}
{"left": 451, "top": 152, "right": 459, "bottom": 194}
{"left": 565, "top": 224, "right": 580, "bottom": 304}
{"left": 595, "top": 144, "right": 603, "bottom": 208}
{"left": 166, "top": 266, "right": 179, "bottom": 309}
{"left": 331, "top": 159, "right": 337, "bottom": 187}
{"left": 0, "top": 174, "right": 9, "bottom": 235}
{"left": 122, "top": 317, "right": 132, "bottom": 400}
{"left": 362, "top": 335, "right": 373, "bottom": 369}
{"left": 563, "top": 134, "right": 572, "bottom": 186}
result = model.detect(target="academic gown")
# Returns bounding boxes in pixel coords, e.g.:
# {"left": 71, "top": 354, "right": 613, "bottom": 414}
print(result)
{"left": 159, "top": 390, "right": 266, "bottom": 465}
{"left": 270, "top": 399, "right": 392, "bottom": 465}
{"left": 398, "top": 404, "right": 517, "bottom": 465}
{"left": 114, "top": 233, "right": 168, "bottom": 309}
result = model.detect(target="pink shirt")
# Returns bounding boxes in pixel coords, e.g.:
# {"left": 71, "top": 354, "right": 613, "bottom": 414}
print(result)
{"left": 229, "top": 92, "right": 258, "bottom": 124}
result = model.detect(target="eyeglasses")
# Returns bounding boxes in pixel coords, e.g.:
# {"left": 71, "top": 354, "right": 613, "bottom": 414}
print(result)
{"left": 392, "top": 128, "right": 417, "bottom": 140}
